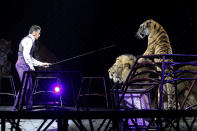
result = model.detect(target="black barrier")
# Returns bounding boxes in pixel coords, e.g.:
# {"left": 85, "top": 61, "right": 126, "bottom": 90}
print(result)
{"left": 15, "top": 71, "right": 82, "bottom": 111}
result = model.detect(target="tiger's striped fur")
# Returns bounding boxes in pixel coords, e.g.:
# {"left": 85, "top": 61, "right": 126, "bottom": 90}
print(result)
{"left": 136, "top": 19, "right": 173, "bottom": 59}
{"left": 136, "top": 19, "right": 175, "bottom": 109}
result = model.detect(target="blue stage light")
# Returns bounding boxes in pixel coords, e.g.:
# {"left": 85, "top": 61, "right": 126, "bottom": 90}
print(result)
{"left": 53, "top": 85, "right": 62, "bottom": 94}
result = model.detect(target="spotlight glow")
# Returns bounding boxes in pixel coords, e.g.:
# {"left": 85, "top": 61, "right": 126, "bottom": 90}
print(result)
{"left": 55, "top": 86, "right": 60, "bottom": 92}
{"left": 53, "top": 85, "right": 62, "bottom": 94}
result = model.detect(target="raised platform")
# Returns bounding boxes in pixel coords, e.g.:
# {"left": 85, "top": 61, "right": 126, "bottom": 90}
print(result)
{"left": 1, "top": 108, "right": 197, "bottom": 119}
{"left": 1, "top": 106, "right": 197, "bottom": 130}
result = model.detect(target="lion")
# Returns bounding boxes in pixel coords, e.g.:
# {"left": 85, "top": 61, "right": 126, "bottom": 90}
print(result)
{"left": 108, "top": 54, "right": 197, "bottom": 109}
{"left": 108, "top": 54, "right": 136, "bottom": 84}
{"left": 108, "top": 54, "right": 158, "bottom": 109}
{"left": 108, "top": 54, "right": 156, "bottom": 84}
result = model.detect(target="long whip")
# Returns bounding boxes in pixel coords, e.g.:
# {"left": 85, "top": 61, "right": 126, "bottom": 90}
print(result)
{"left": 51, "top": 44, "right": 116, "bottom": 65}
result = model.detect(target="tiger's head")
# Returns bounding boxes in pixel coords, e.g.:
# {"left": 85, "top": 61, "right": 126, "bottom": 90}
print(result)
{"left": 108, "top": 54, "right": 136, "bottom": 83}
{"left": 136, "top": 19, "right": 159, "bottom": 39}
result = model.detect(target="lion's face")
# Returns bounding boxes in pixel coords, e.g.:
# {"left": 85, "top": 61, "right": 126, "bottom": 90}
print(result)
{"left": 108, "top": 54, "right": 136, "bottom": 83}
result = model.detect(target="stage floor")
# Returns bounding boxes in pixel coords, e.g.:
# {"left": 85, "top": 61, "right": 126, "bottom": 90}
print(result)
{"left": 1, "top": 116, "right": 196, "bottom": 130}
{"left": 1, "top": 106, "right": 197, "bottom": 131}
{"left": 0, "top": 106, "right": 113, "bottom": 131}
{"left": 1, "top": 119, "right": 113, "bottom": 131}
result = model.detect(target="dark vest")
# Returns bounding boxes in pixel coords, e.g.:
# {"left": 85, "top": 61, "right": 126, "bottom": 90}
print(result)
{"left": 18, "top": 36, "right": 34, "bottom": 57}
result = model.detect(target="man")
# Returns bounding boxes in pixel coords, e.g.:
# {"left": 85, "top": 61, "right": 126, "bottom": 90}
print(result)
{"left": 13, "top": 25, "right": 51, "bottom": 110}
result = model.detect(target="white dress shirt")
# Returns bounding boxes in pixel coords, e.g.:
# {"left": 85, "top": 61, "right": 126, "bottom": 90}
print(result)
{"left": 21, "top": 34, "right": 45, "bottom": 68}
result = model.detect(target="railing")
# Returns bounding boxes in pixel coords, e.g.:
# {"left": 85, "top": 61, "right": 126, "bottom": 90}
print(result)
{"left": 115, "top": 54, "right": 197, "bottom": 110}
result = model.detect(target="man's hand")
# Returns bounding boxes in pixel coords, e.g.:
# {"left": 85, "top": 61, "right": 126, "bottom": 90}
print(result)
{"left": 30, "top": 66, "right": 35, "bottom": 71}
{"left": 42, "top": 63, "right": 52, "bottom": 68}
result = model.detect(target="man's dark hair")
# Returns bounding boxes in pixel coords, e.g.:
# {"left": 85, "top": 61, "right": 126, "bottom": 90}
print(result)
{"left": 29, "top": 25, "right": 41, "bottom": 34}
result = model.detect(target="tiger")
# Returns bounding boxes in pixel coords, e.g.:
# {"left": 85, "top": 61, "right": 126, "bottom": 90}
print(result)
{"left": 108, "top": 54, "right": 197, "bottom": 109}
{"left": 136, "top": 19, "right": 173, "bottom": 61}
{"left": 136, "top": 19, "right": 175, "bottom": 109}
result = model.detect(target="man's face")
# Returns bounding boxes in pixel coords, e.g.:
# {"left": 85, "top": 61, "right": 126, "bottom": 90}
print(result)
{"left": 33, "top": 30, "right": 41, "bottom": 40}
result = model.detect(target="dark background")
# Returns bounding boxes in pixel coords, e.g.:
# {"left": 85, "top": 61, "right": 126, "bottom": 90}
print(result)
{"left": 1, "top": 0, "right": 197, "bottom": 78}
